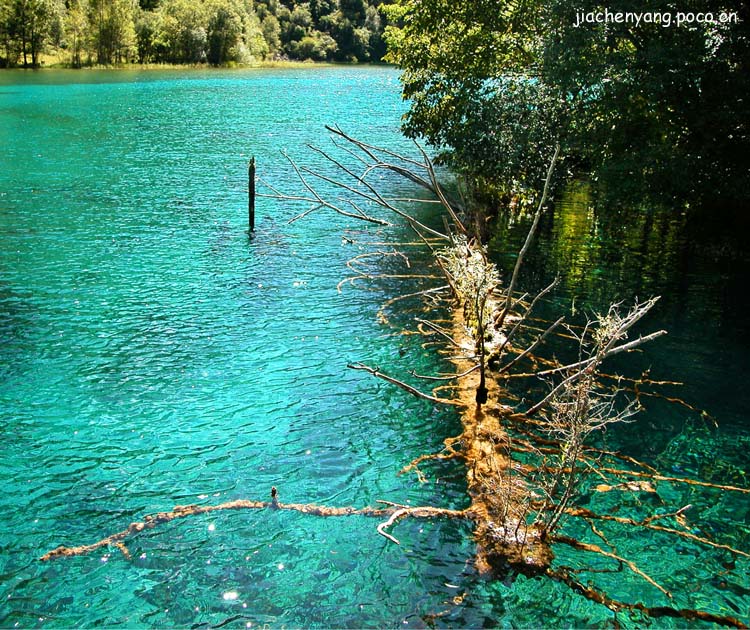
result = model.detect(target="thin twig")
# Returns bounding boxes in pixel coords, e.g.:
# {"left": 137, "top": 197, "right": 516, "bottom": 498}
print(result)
{"left": 415, "top": 318, "right": 464, "bottom": 348}
{"left": 410, "top": 364, "right": 480, "bottom": 381}
{"left": 496, "top": 144, "right": 560, "bottom": 331}
{"left": 347, "top": 363, "right": 462, "bottom": 406}
{"left": 547, "top": 567, "right": 747, "bottom": 628}
{"left": 565, "top": 506, "right": 750, "bottom": 559}
{"left": 499, "top": 316, "right": 565, "bottom": 373}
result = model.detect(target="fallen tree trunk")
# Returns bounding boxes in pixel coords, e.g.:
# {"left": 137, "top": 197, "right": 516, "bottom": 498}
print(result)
{"left": 448, "top": 304, "right": 553, "bottom": 576}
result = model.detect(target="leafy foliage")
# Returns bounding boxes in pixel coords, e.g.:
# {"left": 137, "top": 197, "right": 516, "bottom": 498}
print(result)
{"left": 384, "top": 0, "right": 750, "bottom": 206}
{"left": 0, "top": 0, "right": 389, "bottom": 66}
{"left": 0, "top": 0, "right": 64, "bottom": 66}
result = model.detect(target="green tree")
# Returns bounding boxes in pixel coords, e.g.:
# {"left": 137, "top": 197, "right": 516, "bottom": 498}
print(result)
{"left": 267, "top": 0, "right": 386, "bottom": 61}
{"left": 0, "top": 0, "right": 22, "bottom": 65}
{"left": 133, "top": 5, "right": 159, "bottom": 62}
{"left": 321, "top": 4, "right": 375, "bottom": 61}
{"left": 259, "top": 11, "right": 279, "bottom": 53}
{"left": 0, "top": 0, "right": 61, "bottom": 66}
{"left": 241, "top": 7, "right": 269, "bottom": 61}
{"left": 64, "top": 0, "right": 89, "bottom": 66}
{"left": 289, "top": 28, "right": 335, "bottom": 59}
{"left": 88, "top": 0, "right": 137, "bottom": 64}
{"left": 542, "top": 0, "right": 750, "bottom": 204}
{"left": 339, "top": 0, "right": 365, "bottom": 26}
{"left": 0, "top": 6, "right": 9, "bottom": 65}
{"left": 384, "top": 0, "right": 545, "bottom": 193}
{"left": 363, "top": 4, "right": 384, "bottom": 59}
{"left": 254, "top": 0, "right": 277, "bottom": 21}
{"left": 157, "top": 0, "right": 208, "bottom": 62}
{"left": 385, "top": 0, "right": 750, "bottom": 206}
{"left": 206, "top": 0, "right": 268, "bottom": 64}
{"left": 283, "top": 3, "right": 312, "bottom": 45}
{"left": 309, "top": 0, "right": 335, "bottom": 23}
{"left": 207, "top": 2, "right": 242, "bottom": 64}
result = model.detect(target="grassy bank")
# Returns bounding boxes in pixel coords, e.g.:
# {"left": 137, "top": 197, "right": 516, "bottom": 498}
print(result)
{"left": 7, "top": 50, "right": 390, "bottom": 71}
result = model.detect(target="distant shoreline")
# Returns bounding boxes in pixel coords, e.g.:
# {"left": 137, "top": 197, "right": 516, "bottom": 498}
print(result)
{"left": 1, "top": 60, "right": 394, "bottom": 72}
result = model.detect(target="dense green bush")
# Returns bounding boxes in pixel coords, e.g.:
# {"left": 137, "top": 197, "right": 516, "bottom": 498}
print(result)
{"left": 385, "top": 0, "right": 750, "bottom": 207}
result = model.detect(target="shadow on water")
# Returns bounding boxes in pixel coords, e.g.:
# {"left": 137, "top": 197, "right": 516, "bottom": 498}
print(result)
{"left": 489, "top": 180, "right": 750, "bottom": 456}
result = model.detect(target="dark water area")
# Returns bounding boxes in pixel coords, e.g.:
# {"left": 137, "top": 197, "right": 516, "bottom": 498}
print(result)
{"left": 483, "top": 184, "right": 750, "bottom": 625}
{"left": 0, "top": 69, "right": 748, "bottom": 627}
{"left": 490, "top": 179, "right": 750, "bottom": 496}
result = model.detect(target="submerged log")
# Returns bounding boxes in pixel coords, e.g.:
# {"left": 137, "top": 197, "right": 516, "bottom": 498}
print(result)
{"left": 449, "top": 305, "right": 554, "bottom": 577}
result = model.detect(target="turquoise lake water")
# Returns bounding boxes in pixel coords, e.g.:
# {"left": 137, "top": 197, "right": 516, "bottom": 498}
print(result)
{"left": 1, "top": 67, "right": 748, "bottom": 628}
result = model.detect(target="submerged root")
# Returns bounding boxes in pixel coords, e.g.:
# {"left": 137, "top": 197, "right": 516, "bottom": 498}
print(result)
{"left": 348, "top": 362, "right": 462, "bottom": 406}
{"left": 552, "top": 534, "right": 671, "bottom": 597}
{"left": 547, "top": 567, "right": 748, "bottom": 628}
{"left": 566, "top": 506, "right": 750, "bottom": 559}
{"left": 41, "top": 490, "right": 470, "bottom": 562}
{"left": 399, "top": 443, "right": 466, "bottom": 478}
{"left": 598, "top": 466, "right": 750, "bottom": 494}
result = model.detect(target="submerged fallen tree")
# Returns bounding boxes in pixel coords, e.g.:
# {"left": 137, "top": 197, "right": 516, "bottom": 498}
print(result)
{"left": 42, "top": 128, "right": 749, "bottom": 627}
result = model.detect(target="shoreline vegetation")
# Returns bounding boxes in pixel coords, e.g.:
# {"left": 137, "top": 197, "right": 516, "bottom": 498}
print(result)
{"left": 2, "top": 57, "right": 388, "bottom": 70}
{"left": 384, "top": 1, "right": 749, "bottom": 209}
{"left": 1, "top": 0, "right": 389, "bottom": 70}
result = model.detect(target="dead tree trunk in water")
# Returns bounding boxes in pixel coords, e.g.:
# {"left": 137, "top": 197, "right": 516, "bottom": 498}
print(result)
{"left": 248, "top": 156, "right": 256, "bottom": 232}
{"left": 256, "top": 129, "right": 748, "bottom": 626}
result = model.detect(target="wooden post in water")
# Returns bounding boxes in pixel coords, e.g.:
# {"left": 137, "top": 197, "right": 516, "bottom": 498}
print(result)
{"left": 248, "top": 156, "right": 256, "bottom": 233}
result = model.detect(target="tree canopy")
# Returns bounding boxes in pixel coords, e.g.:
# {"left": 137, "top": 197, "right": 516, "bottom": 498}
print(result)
{"left": 384, "top": 0, "right": 750, "bottom": 207}
{"left": 0, "top": 0, "right": 389, "bottom": 66}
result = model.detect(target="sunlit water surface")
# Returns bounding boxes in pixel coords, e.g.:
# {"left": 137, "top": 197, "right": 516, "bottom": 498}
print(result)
{"left": 0, "top": 69, "right": 748, "bottom": 628}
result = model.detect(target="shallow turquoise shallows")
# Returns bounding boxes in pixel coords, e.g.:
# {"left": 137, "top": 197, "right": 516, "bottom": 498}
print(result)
{"left": 1, "top": 68, "right": 748, "bottom": 628}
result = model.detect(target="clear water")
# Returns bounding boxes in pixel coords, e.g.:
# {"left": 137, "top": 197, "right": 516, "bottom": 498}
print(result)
{"left": 0, "top": 69, "right": 748, "bottom": 628}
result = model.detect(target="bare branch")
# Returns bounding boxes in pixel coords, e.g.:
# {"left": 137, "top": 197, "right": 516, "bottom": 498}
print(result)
{"left": 337, "top": 273, "right": 438, "bottom": 293}
{"left": 326, "top": 124, "right": 429, "bottom": 170}
{"left": 566, "top": 506, "right": 750, "bottom": 559}
{"left": 496, "top": 144, "right": 560, "bottom": 331}
{"left": 42, "top": 492, "right": 471, "bottom": 562}
{"left": 527, "top": 299, "right": 666, "bottom": 416}
{"left": 499, "top": 316, "right": 565, "bottom": 374}
{"left": 361, "top": 162, "right": 437, "bottom": 196}
{"left": 377, "top": 285, "right": 450, "bottom": 325}
{"left": 415, "top": 318, "right": 464, "bottom": 348}
{"left": 376, "top": 506, "right": 470, "bottom": 545}
{"left": 412, "top": 140, "right": 467, "bottom": 235}
{"left": 410, "top": 364, "right": 480, "bottom": 382}
{"left": 297, "top": 144, "right": 449, "bottom": 240}
{"left": 260, "top": 152, "right": 391, "bottom": 226}
{"left": 494, "top": 278, "right": 559, "bottom": 356}
{"left": 347, "top": 362, "right": 462, "bottom": 406}
{"left": 598, "top": 467, "right": 750, "bottom": 494}
{"left": 552, "top": 535, "right": 671, "bottom": 597}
